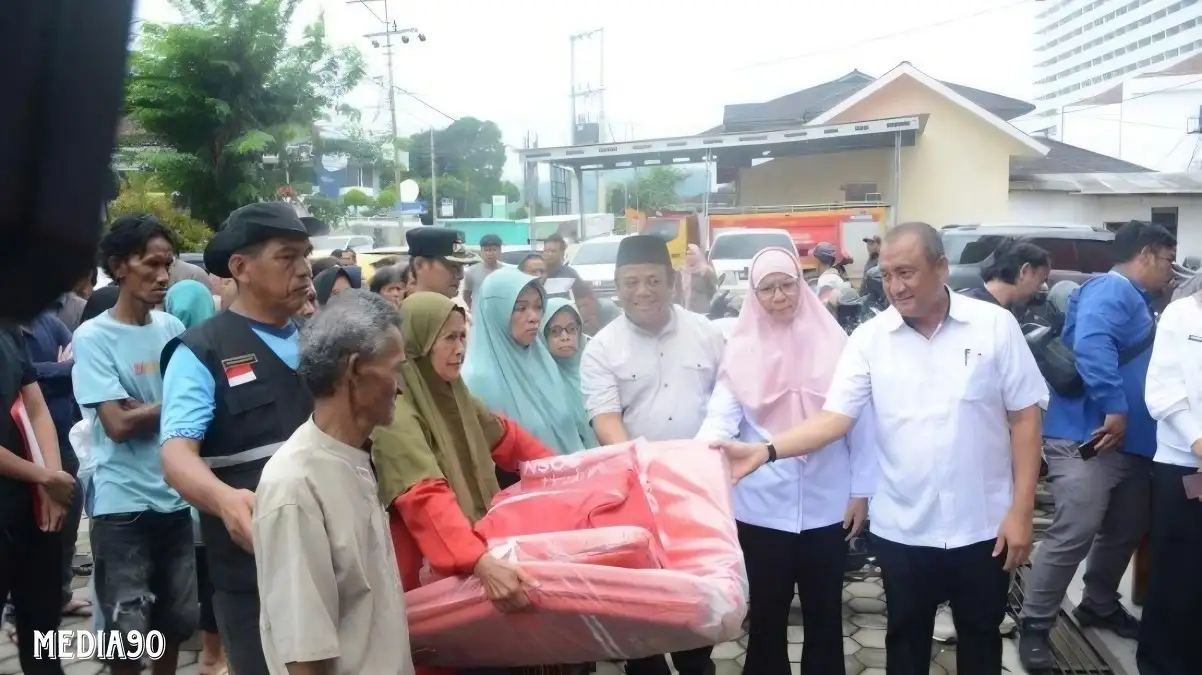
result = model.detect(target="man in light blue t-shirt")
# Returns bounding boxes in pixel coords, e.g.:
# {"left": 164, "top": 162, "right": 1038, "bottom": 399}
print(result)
{"left": 72, "top": 215, "right": 197, "bottom": 675}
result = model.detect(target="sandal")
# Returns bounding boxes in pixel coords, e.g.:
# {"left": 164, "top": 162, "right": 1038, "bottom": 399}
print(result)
{"left": 62, "top": 598, "right": 92, "bottom": 617}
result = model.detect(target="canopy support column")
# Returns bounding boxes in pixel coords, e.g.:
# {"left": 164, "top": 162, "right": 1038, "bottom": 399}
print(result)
{"left": 891, "top": 131, "right": 903, "bottom": 227}
{"left": 525, "top": 160, "right": 539, "bottom": 246}
{"left": 575, "top": 167, "right": 586, "bottom": 242}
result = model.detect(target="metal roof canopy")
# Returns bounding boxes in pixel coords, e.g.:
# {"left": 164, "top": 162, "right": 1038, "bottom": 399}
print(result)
{"left": 518, "top": 115, "right": 926, "bottom": 171}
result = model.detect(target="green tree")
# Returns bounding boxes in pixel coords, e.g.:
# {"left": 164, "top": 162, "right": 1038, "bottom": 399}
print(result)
{"left": 627, "top": 166, "right": 688, "bottom": 213}
{"left": 407, "top": 117, "right": 511, "bottom": 216}
{"left": 375, "top": 187, "right": 399, "bottom": 210}
{"left": 109, "top": 187, "right": 212, "bottom": 252}
{"left": 124, "top": 0, "right": 365, "bottom": 226}
{"left": 341, "top": 188, "right": 371, "bottom": 211}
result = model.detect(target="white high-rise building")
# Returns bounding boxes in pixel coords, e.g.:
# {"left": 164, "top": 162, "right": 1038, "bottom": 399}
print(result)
{"left": 1022, "top": 0, "right": 1202, "bottom": 146}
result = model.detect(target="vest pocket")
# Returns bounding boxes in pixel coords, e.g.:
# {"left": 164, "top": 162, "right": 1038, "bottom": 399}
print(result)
{"left": 223, "top": 382, "right": 276, "bottom": 415}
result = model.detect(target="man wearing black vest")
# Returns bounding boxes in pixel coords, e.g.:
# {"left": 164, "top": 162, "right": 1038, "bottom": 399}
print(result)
{"left": 160, "top": 202, "right": 321, "bottom": 675}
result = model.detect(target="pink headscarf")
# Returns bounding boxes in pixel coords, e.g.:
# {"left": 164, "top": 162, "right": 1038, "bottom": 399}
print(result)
{"left": 719, "top": 247, "right": 848, "bottom": 435}
{"left": 680, "top": 244, "right": 705, "bottom": 299}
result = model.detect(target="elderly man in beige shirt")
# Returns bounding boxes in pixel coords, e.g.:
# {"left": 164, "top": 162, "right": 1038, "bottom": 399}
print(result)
{"left": 253, "top": 291, "right": 414, "bottom": 675}
{"left": 579, "top": 235, "right": 725, "bottom": 675}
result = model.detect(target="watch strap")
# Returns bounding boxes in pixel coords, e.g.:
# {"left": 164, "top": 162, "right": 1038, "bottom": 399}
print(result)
{"left": 765, "top": 442, "right": 778, "bottom": 463}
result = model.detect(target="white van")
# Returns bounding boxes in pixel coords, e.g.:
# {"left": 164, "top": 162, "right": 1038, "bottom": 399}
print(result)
{"left": 708, "top": 228, "right": 796, "bottom": 287}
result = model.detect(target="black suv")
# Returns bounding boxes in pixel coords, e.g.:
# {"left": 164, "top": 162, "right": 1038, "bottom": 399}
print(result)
{"left": 942, "top": 223, "right": 1114, "bottom": 291}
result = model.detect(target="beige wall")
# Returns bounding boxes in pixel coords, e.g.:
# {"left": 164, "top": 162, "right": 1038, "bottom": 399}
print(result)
{"left": 738, "top": 75, "right": 1042, "bottom": 227}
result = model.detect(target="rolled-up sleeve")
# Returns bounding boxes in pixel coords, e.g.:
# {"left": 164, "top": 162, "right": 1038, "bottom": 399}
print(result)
{"left": 999, "top": 311, "right": 1048, "bottom": 412}
{"left": 581, "top": 335, "right": 620, "bottom": 419}
{"left": 1146, "top": 300, "right": 1202, "bottom": 446}
{"left": 254, "top": 500, "right": 341, "bottom": 664}
{"left": 847, "top": 404, "right": 878, "bottom": 497}
{"left": 695, "top": 382, "right": 743, "bottom": 442}
{"left": 823, "top": 326, "right": 873, "bottom": 420}
{"left": 160, "top": 346, "right": 215, "bottom": 444}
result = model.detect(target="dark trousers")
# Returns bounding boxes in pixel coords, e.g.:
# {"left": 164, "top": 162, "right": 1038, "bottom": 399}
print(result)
{"left": 212, "top": 588, "right": 270, "bottom": 675}
{"left": 873, "top": 535, "right": 1009, "bottom": 675}
{"left": 59, "top": 476, "right": 83, "bottom": 607}
{"left": 625, "top": 647, "right": 713, "bottom": 675}
{"left": 1137, "top": 462, "right": 1202, "bottom": 675}
{"left": 738, "top": 520, "right": 846, "bottom": 675}
{"left": 0, "top": 509, "right": 65, "bottom": 675}
{"left": 196, "top": 545, "right": 218, "bottom": 634}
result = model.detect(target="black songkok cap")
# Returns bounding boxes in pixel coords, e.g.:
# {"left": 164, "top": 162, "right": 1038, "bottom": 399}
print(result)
{"left": 616, "top": 235, "right": 673, "bottom": 269}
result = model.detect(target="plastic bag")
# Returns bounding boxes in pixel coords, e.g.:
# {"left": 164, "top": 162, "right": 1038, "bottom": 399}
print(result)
{"left": 404, "top": 439, "right": 747, "bottom": 668}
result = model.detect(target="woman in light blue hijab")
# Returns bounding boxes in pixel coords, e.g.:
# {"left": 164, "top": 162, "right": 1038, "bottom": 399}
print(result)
{"left": 541, "top": 297, "right": 588, "bottom": 399}
{"left": 164, "top": 279, "right": 216, "bottom": 329}
{"left": 462, "top": 268, "right": 597, "bottom": 455}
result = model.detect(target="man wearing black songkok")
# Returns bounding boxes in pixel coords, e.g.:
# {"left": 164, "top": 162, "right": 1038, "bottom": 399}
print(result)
{"left": 578, "top": 235, "right": 727, "bottom": 675}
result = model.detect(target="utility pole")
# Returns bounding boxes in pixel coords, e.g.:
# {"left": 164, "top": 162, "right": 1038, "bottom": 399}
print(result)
{"left": 430, "top": 127, "right": 437, "bottom": 221}
{"left": 568, "top": 29, "right": 605, "bottom": 218}
{"left": 352, "top": 0, "right": 426, "bottom": 215}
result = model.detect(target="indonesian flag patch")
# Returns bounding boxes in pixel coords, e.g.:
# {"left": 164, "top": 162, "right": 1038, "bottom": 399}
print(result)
{"left": 221, "top": 354, "right": 258, "bottom": 387}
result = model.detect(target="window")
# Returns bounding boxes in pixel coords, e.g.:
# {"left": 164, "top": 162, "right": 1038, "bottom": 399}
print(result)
{"left": 942, "top": 233, "right": 1002, "bottom": 265}
{"left": 1074, "top": 240, "right": 1115, "bottom": 274}
{"left": 571, "top": 241, "right": 623, "bottom": 265}
{"left": 710, "top": 233, "right": 795, "bottom": 260}
{"left": 1152, "top": 207, "right": 1179, "bottom": 238}
{"left": 842, "top": 183, "right": 879, "bottom": 202}
{"left": 1030, "top": 238, "right": 1079, "bottom": 271}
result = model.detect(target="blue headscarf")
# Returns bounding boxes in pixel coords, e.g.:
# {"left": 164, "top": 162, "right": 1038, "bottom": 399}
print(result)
{"left": 540, "top": 298, "right": 588, "bottom": 393}
{"left": 164, "top": 280, "right": 216, "bottom": 329}
{"left": 462, "top": 268, "right": 597, "bottom": 454}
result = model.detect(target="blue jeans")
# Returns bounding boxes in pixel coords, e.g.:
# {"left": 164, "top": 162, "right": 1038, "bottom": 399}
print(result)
{"left": 90, "top": 508, "right": 198, "bottom": 660}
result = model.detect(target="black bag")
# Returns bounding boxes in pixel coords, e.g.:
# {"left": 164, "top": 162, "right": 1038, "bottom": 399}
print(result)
{"left": 1031, "top": 288, "right": 1156, "bottom": 398}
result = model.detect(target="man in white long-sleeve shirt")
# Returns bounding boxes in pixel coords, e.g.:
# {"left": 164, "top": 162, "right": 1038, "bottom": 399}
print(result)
{"left": 1138, "top": 293, "right": 1202, "bottom": 675}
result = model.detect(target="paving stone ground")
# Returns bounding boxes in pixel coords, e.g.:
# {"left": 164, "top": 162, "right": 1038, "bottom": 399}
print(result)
{"left": 2, "top": 505, "right": 1057, "bottom": 674}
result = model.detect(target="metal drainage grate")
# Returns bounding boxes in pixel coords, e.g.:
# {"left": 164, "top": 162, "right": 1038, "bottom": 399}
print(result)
{"left": 1008, "top": 566, "right": 1113, "bottom": 675}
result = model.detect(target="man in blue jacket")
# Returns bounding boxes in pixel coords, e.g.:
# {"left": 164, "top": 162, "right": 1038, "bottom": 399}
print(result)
{"left": 1019, "top": 221, "right": 1176, "bottom": 670}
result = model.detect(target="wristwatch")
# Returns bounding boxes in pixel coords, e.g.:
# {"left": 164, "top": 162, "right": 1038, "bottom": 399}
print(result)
{"left": 765, "top": 442, "right": 778, "bottom": 463}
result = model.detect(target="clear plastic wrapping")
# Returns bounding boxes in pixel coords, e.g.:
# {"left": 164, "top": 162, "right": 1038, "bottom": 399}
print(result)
{"left": 404, "top": 439, "right": 749, "bottom": 668}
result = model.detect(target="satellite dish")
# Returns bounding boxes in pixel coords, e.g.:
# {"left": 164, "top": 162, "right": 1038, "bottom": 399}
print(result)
{"left": 399, "top": 179, "right": 419, "bottom": 202}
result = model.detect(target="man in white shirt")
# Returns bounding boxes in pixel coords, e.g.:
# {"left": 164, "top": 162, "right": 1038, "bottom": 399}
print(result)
{"left": 712, "top": 222, "right": 1047, "bottom": 675}
{"left": 580, "top": 234, "right": 725, "bottom": 675}
{"left": 254, "top": 291, "right": 414, "bottom": 675}
{"left": 1139, "top": 292, "right": 1202, "bottom": 675}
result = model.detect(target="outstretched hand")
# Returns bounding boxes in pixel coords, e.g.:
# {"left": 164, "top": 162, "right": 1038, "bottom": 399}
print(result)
{"left": 708, "top": 440, "right": 769, "bottom": 482}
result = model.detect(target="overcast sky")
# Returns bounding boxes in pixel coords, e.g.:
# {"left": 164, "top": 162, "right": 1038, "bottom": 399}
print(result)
{"left": 136, "top": 0, "right": 1038, "bottom": 160}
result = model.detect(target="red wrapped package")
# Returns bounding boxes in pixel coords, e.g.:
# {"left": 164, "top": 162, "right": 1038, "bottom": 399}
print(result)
{"left": 404, "top": 439, "right": 748, "bottom": 668}
{"left": 420, "top": 526, "right": 662, "bottom": 585}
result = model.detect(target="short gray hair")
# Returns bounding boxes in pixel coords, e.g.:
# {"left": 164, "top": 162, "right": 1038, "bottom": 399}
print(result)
{"left": 298, "top": 290, "right": 403, "bottom": 398}
{"left": 885, "top": 222, "right": 945, "bottom": 263}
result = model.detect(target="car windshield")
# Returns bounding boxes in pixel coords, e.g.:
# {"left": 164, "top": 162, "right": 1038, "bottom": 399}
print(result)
{"left": 499, "top": 250, "right": 535, "bottom": 265}
{"left": 572, "top": 241, "right": 623, "bottom": 265}
{"left": 310, "top": 236, "right": 354, "bottom": 251}
{"left": 941, "top": 232, "right": 1003, "bottom": 265}
{"left": 710, "top": 233, "right": 793, "bottom": 260}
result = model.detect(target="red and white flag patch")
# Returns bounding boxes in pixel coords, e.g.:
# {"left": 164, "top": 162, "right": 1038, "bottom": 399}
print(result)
{"left": 222, "top": 354, "right": 258, "bottom": 387}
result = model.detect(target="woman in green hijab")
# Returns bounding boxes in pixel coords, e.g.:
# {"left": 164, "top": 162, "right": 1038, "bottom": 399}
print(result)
{"left": 164, "top": 279, "right": 216, "bottom": 329}
{"left": 462, "top": 269, "right": 598, "bottom": 456}
{"left": 371, "top": 292, "right": 556, "bottom": 598}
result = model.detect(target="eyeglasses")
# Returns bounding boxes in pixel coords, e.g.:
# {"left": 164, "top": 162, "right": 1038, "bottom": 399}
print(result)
{"left": 754, "top": 280, "right": 800, "bottom": 298}
{"left": 548, "top": 325, "right": 580, "bottom": 337}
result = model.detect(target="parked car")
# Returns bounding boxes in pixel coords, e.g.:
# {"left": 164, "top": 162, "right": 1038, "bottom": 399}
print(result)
{"left": 499, "top": 248, "right": 539, "bottom": 266}
{"left": 942, "top": 223, "right": 1115, "bottom": 292}
{"left": 709, "top": 228, "right": 797, "bottom": 289}
{"left": 179, "top": 252, "right": 207, "bottom": 271}
{"left": 569, "top": 234, "right": 627, "bottom": 301}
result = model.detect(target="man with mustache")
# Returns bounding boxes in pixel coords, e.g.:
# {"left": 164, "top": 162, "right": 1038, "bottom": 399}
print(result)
{"left": 73, "top": 215, "right": 197, "bottom": 674}
{"left": 160, "top": 203, "right": 321, "bottom": 675}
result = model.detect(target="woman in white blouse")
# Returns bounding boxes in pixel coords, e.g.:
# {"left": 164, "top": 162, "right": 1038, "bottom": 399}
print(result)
{"left": 696, "top": 247, "right": 876, "bottom": 675}
{"left": 1140, "top": 292, "right": 1202, "bottom": 675}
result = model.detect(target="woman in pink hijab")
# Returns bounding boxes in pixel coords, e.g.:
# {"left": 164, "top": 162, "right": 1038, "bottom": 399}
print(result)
{"left": 695, "top": 246, "right": 878, "bottom": 675}
{"left": 676, "top": 244, "right": 718, "bottom": 313}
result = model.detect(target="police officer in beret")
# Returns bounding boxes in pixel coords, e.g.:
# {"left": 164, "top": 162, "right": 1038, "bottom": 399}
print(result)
{"left": 159, "top": 202, "right": 324, "bottom": 675}
{"left": 405, "top": 227, "right": 480, "bottom": 298}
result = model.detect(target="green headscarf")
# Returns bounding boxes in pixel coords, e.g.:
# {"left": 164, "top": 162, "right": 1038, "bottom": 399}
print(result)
{"left": 371, "top": 292, "right": 502, "bottom": 522}
{"left": 164, "top": 280, "right": 215, "bottom": 329}
{"left": 540, "top": 297, "right": 588, "bottom": 398}
{"left": 462, "top": 268, "right": 597, "bottom": 454}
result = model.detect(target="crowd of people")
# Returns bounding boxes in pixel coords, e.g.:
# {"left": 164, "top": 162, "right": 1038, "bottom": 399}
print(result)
{"left": 0, "top": 205, "right": 1196, "bottom": 675}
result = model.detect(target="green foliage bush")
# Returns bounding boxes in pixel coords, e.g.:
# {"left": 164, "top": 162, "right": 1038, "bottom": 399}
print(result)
{"left": 108, "top": 189, "right": 212, "bottom": 252}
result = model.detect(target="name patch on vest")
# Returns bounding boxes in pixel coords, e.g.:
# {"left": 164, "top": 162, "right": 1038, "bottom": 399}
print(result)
{"left": 221, "top": 354, "right": 258, "bottom": 387}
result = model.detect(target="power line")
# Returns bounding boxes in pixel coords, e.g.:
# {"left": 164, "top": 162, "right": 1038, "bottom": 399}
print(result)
{"left": 350, "top": 0, "right": 384, "bottom": 26}
{"left": 736, "top": 0, "right": 1031, "bottom": 71}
